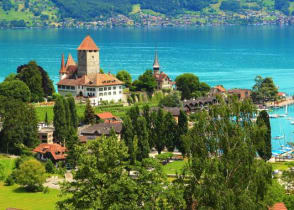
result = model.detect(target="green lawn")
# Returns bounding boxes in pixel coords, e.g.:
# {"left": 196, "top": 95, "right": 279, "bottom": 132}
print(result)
{"left": 0, "top": 183, "right": 60, "bottom": 210}
{"left": 0, "top": 155, "right": 16, "bottom": 178}
{"left": 162, "top": 160, "right": 187, "bottom": 175}
{"left": 270, "top": 161, "right": 294, "bottom": 171}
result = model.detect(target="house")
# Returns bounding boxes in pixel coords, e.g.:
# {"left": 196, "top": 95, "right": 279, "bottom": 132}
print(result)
{"left": 57, "top": 35, "right": 124, "bottom": 106}
{"left": 150, "top": 107, "right": 187, "bottom": 123}
{"left": 227, "top": 89, "right": 251, "bottom": 100}
{"left": 183, "top": 97, "right": 218, "bottom": 114}
{"left": 152, "top": 52, "right": 174, "bottom": 90}
{"left": 95, "top": 112, "right": 121, "bottom": 123}
{"left": 278, "top": 92, "right": 286, "bottom": 99}
{"left": 38, "top": 127, "right": 54, "bottom": 144}
{"left": 33, "top": 143, "right": 66, "bottom": 163}
{"left": 80, "top": 122, "right": 123, "bottom": 141}
{"left": 209, "top": 85, "right": 226, "bottom": 96}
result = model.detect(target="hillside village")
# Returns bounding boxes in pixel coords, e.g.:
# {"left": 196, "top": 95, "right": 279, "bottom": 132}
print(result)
{"left": 1, "top": 35, "right": 294, "bottom": 209}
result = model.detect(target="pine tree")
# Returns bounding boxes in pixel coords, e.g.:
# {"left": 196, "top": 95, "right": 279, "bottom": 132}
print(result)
{"left": 121, "top": 116, "right": 136, "bottom": 164}
{"left": 84, "top": 99, "right": 95, "bottom": 125}
{"left": 142, "top": 105, "right": 153, "bottom": 148}
{"left": 177, "top": 110, "right": 188, "bottom": 155}
{"left": 154, "top": 108, "right": 165, "bottom": 154}
{"left": 68, "top": 96, "right": 78, "bottom": 129}
{"left": 44, "top": 112, "right": 49, "bottom": 126}
{"left": 164, "top": 112, "right": 177, "bottom": 152}
{"left": 63, "top": 98, "right": 71, "bottom": 130}
{"left": 53, "top": 96, "right": 67, "bottom": 143}
{"left": 256, "top": 110, "right": 272, "bottom": 161}
{"left": 136, "top": 117, "right": 150, "bottom": 161}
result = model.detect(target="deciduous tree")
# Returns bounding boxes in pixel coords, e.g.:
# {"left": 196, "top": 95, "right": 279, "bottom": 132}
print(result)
{"left": 84, "top": 99, "right": 95, "bottom": 125}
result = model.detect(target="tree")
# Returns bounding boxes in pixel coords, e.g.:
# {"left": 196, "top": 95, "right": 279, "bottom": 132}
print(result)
{"left": 177, "top": 110, "right": 188, "bottom": 155}
{"left": 4, "top": 73, "right": 17, "bottom": 82}
{"left": 136, "top": 117, "right": 150, "bottom": 161}
{"left": 275, "top": 0, "right": 290, "bottom": 15}
{"left": 121, "top": 116, "right": 137, "bottom": 164}
{"left": 84, "top": 99, "right": 95, "bottom": 125}
{"left": 142, "top": 105, "right": 153, "bottom": 148}
{"left": 16, "top": 61, "right": 44, "bottom": 102}
{"left": 220, "top": 0, "right": 241, "bottom": 12}
{"left": 116, "top": 70, "right": 132, "bottom": 88}
{"left": 0, "top": 80, "right": 31, "bottom": 102}
{"left": 153, "top": 108, "right": 166, "bottom": 154}
{"left": 68, "top": 96, "right": 78, "bottom": 129}
{"left": 164, "top": 112, "right": 177, "bottom": 152}
{"left": 0, "top": 99, "right": 39, "bottom": 154}
{"left": 44, "top": 112, "right": 49, "bottom": 126}
{"left": 57, "top": 136, "right": 186, "bottom": 209}
{"left": 159, "top": 92, "right": 181, "bottom": 107}
{"left": 175, "top": 73, "right": 210, "bottom": 100}
{"left": 256, "top": 110, "right": 272, "bottom": 161}
{"left": 133, "top": 70, "right": 157, "bottom": 93}
{"left": 0, "top": 162, "right": 5, "bottom": 181}
{"left": 45, "top": 159, "right": 56, "bottom": 174}
{"left": 181, "top": 98, "right": 272, "bottom": 209}
{"left": 17, "top": 62, "right": 55, "bottom": 97}
{"left": 251, "top": 75, "right": 278, "bottom": 103}
{"left": 14, "top": 159, "right": 46, "bottom": 192}
{"left": 53, "top": 96, "right": 67, "bottom": 143}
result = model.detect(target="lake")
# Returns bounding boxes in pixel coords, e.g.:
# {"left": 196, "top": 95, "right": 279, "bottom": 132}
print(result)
{"left": 1, "top": 26, "right": 294, "bottom": 152}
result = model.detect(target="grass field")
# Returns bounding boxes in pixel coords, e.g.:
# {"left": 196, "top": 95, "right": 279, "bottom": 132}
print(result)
{"left": 0, "top": 155, "right": 16, "bottom": 179}
{"left": 162, "top": 160, "right": 187, "bottom": 175}
{"left": 270, "top": 161, "right": 294, "bottom": 171}
{"left": 0, "top": 183, "right": 60, "bottom": 210}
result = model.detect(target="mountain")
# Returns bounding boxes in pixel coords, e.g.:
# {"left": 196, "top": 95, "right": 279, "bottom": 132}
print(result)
{"left": 0, "top": 0, "right": 293, "bottom": 27}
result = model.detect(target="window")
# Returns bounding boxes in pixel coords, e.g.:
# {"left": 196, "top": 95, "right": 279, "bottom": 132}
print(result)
{"left": 108, "top": 87, "right": 111, "bottom": 90}
{"left": 99, "top": 88, "right": 103, "bottom": 91}
{"left": 66, "top": 86, "right": 70, "bottom": 90}
{"left": 108, "top": 92, "right": 111, "bottom": 95}
{"left": 119, "top": 91, "right": 122, "bottom": 94}
{"left": 119, "top": 86, "right": 122, "bottom": 89}
{"left": 99, "top": 93, "right": 103, "bottom": 96}
{"left": 104, "top": 92, "right": 107, "bottom": 96}
{"left": 113, "top": 86, "right": 116, "bottom": 90}
{"left": 58, "top": 85, "right": 61, "bottom": 89}
{"left": 104, "top": 87, "right": 107, "bottom": 91}
{"left": 113, "top": 92, "right": 116, "bottom": 95}
{"left": 71, "top": 86, "right": 75, "bottom": 90}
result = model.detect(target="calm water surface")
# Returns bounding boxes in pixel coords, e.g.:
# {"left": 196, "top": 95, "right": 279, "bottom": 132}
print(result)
{"left": 1, "top": 26, "right": 294, "bottom": 152}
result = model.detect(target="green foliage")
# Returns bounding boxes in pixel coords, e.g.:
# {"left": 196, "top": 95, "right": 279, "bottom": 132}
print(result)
{"left": 116, "top": 70, "right": 132, "bottom": 88}
{"left": 45, "top": 159, "right": 56, "bottom": 174}
{"left": 53, "top": 96, "right": 67, "bottom": 143}
{"left": 156, "top": 152, "right": 173, "bottom": 162}
{"left": 177, "top": 110, "right": 188, "bottom": 155}
{"left": 153, "top": 108, "right": 166, "bottom": 154}
{"left": 164, "top": 112, "right": 178, "bottom": 152}
{"left": 159, "top": 92, "right": 181, "bottom": 107}
{"left": 0, "top": 80, "right": 31, "bottom": 102}
{"left": 4, "top": 174, "right": 15, "bottom": 186}
{"left": 256, "top": 110, "right": 272, "bottom": 161}
{"left": 0, "top": 162, "right": 5, "bottom": 181}
{"left": 16, "top": 61, "right": 44, "bottom": 102}
{"left": 68, "top": 96, "right": 78, "bottom": 129}
{"left": 14, "top": 159, "right": 46, "bottom": 192}
{"left": 136, "top": 116, "right": 150, "bottom": 161}
{"left": 0, "top": 99, "right": 39, "bottom": 154}
{"left": 84, "top": 99, "right": 95, "bottom": 125}
{"left": 220, "top": 0, "right": 241, "bottom": 12}
{"left": 4, "top": 73, "right": 17, "bottom": 82}
{"left": 181, "top": 98, "right": 272, "bottom": 209}
{"left": 133, "top": 69, "right": 157, "bottom": 93}
{"left": 175, "top": 73, "right": 210, "bottom": 100}
{"left": 275, "top": 0, "right": 290, "bottom": 14}
{"left": 251, "top": 75, "right": 278, "bottom": 103}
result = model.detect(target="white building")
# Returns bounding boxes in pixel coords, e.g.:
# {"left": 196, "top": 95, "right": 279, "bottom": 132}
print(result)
{"left": 57, "top": 35, "right": 124, "bottom": 105}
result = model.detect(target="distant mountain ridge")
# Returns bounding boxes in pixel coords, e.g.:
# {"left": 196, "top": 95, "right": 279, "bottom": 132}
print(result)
{"left": 0, "top": 0, "right": 293, "bottom": 27}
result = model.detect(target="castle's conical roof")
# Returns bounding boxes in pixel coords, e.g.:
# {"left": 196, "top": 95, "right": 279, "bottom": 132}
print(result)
{"left": 77, "top": 35, "right": 99, "bottom": 51}
{"left": 59, "top": 54, "right": 66, "bottom": 73}
{"left": 65, "top": 53, "right": 76, "bottom": 67}
{"left": 153, "top": 51, "right": 160, "bottom": 69}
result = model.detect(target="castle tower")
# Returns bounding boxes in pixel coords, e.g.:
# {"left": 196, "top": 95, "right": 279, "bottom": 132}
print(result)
{"left": 77, "top": 35, "right": 100, "bottom": 81}
{"left": 153, "top": 51, "right": 160, "bottom": 75}
{"left": 65, "top": 53, "right": 76, "bottom": 68}
{"left": 59, "top": 54, "right": 67, "bottom": 80}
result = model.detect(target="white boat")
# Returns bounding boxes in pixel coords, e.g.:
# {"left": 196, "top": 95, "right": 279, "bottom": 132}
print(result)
{"left": 291, "top": 121, "right": 294, "bottom": 125}
{"left": 274, "top": 135, "right": 285, "bottom": 140}
{"left": 269, "top": 114, "right": 280, "bottom": 118}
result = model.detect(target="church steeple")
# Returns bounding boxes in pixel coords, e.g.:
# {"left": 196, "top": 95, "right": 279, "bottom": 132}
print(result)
{"left": 153, "top": 51, "right": 160, "bottom": 74}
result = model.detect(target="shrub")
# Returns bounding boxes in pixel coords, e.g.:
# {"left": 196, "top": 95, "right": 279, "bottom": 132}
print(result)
{"left": 45, "top": 159, "right": 56, "bottom": 174}
{"left": 5, "top": 175, "right": 15, "bottom": 186}
{"left": 0, "top": 163, "right": 5, "bottom": 181}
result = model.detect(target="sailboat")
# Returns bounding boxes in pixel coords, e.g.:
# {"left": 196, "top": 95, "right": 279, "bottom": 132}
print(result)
{"left": 274, "top": 119, "right": 285, "bottom": 140}
{"left": 280, "top": 105, "right": 288, "bottom": 117}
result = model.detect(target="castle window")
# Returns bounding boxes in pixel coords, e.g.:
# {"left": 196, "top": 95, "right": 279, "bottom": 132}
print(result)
{"left": 113, "top": 86, "right": 116, "bottom": 90}
{"left": 113, "top": 92, "right": 116, "bottom": 95}
{"left": 104, "top": 92, "right": 107, "bottom": 96}
{"left": 104, "top": 87, "right": 107, "bottom": 91}
{"left": 108, "top": 87, "right": 111, "bottom": 90}
{"left": 119, "top": 91, "right": 122, "bottom": 94}
{"left": 99, "top": 93, "right": 103, "bottom": 96}
{"left": 108, "top": 92, "right": 111, "bottom": 95}
{"left": 99, "top": 88, "right": 103, "bottom": 91}
{"left": 119, "top": 86, "right": 122, "bottom": 89}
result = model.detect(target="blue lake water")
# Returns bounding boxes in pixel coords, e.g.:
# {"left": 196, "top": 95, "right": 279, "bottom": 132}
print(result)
{"left": 1, "top": 26, "right": 294, "bottom": 152}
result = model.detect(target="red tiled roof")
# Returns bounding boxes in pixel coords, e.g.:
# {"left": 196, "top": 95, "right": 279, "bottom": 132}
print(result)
{"left": 215, "top": 85, "right": 226, "bottom": 92}
{"left": 59, "top": 54, "right": 66, "bottom": 73}
{"left": 57, "top": 73, "right": 124, "bottom": 87}
{"left": 96, "top": 112, "right": 115, "bottom": 119}
{"left": 269, "top": 202, "right": 287, "bottom": 210}
{"left": 33, "top": 143, "right": 66, "bottom": 160}
{"left": 278, "top": 92, "right": 286, "bottom": 96}
{"left": 77, "top": 35, "right": 99, "bottom": 51}
{"left": 154, "top": 72, "right": 172, "bottom": 82}
{"left": 65, "top": 54, "right": 76, "bottom": 67}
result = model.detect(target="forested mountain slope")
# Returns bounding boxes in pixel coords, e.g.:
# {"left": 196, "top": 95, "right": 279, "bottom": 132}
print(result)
{"left": 0, "top": 0, "right": 293, "bottom": 27}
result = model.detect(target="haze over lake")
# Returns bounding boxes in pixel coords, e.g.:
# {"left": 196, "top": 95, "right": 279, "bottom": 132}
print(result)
{"left": 1, "top": 26, "right": 294, "bottom": 94}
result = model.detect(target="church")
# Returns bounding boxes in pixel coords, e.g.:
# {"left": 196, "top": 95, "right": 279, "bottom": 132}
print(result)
{"left": 57, "top": 36, "right": 124, "bottom": 105}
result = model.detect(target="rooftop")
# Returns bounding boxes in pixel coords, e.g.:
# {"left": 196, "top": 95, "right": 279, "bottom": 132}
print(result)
{"left": 96, "top": 112, "right": 116, "bottom": 120}
{"left": 77, "top": 35, "right": 99, "bottom": 51}
{"left": 33, "top": 143, "right": 66, "bottom": 160}
{"left": 81, "top": 122, "right": 122, "bottom": 135}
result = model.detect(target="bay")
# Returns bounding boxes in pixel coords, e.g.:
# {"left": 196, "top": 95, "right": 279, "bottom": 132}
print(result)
{"left": 1, "top": 26, "right": 294, "bottom": 153}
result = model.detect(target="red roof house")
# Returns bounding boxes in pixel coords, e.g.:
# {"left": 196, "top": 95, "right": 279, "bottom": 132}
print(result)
{"left": 33, "top": 143, "right": 66, "bottom": 163}
{"left": 269, "top": 202, "right": 287, "bottom": 210}
{"left": 77, "top": 35, "right": 100, "bottom": 51}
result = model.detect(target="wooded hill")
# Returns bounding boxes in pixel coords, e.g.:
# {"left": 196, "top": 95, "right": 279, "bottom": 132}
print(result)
{"left": 0, "top": 0, "right": 293, "bottom": 26}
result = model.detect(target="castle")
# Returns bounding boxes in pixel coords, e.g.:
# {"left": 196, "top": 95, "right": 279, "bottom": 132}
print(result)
{"left": 57, "top": 36, "right": 124, "bottom": 105}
